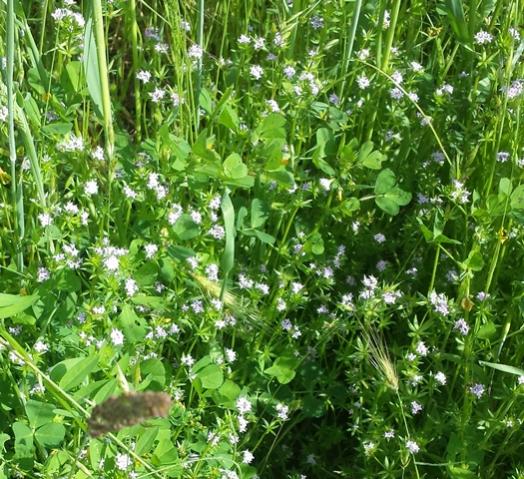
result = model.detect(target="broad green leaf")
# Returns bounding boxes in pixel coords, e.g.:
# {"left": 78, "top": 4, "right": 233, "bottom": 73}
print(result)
{"left": 217, "top": 380, "right": 241, "bottom": 402}
{"left": 357, "top": 141, "right": 385, "bottom": 170}
{"left": 374, "top": 169, "right": 397, "bottom": 195}
{"left": 221, "top": 190, "right": 235, "bottom": 276}
{"left": 265, "top": 168, "right": 295, "bottom": 187}
{"left": 59, "top": 355, "right": 98, "bottom": 391}
{"left": 250, "top": 198, "right": 268, "bottom": 229}
{"left": 13, "top": 422, "right": 34, "bottom": 459}
{"left": 198, "top": 88, "right": 214, "bottom": 114}
{"left": 265, "top": 355, "right": 300, "bottom": 384}
{"left": 139, "top": 358, "right": 166, "bottom": 390}
{"left": 118, "top": 305, "right": 147, "bottom": 343}
{"left": 442, "top": 0, "right": 471, "bottom": 44}
{"left": 172, "top": 214, "right": 200, "bottom": 241}
{"left": 0, "top": 433, "right": 9, "bottom": 459}
{"left": 35, "top": 423, "right": 65, "bottom": 448}
{"left": 0, "top": 293, "right": 39, "bottom": 319}
{"left": 83, "top": 15, "right": 103, "bottom": 118}
{"left": 255, "top": 113, "right": 286, "bottom": 141}
{"left": 374, "top": 169, "right": 412, "bottom": 216}
{"left": 218, "top": 104, "right": 239, "bottom": 131}
{"left": 135, "top": 426, "right": 160, "bottom": 455}
{"left": 197, "top": 364, "right": 224, "bottom": 389}
{"left": 312, "top": 128, "right": 336, "bottom": 176}
{"left": 25, "top": 400, "right": 56, "bottom": 428}
{"left": 223, "top": 153, "right": 248, "bottom": 179}
{"left": 510, "top": 184, "right": 524, "bottom": 223}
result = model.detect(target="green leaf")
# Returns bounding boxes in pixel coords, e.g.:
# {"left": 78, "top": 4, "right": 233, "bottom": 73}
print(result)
{"left": 217, "top": 380, "right": 241, "bottom": 402}
{"left": 374, "top": 169, "right": 412, "bottom": 216}
{"left": 265, "top": 355, "right": 300, "bottom": 384}
{"left": 265, "top": 168, "right": 295, "bottom": 187}
{"left": 442, "top": 0, "right": 471, "bottom": 44}
{"left": 218, "top": 104, "right": 239, "bottom": 131}
{"left": 35, "top": 423, "right": 65, "bottom": 448}
{"left": 250, "top": 198, "right": 268, "bottom": 229}
{"left": 358, "top": 141, "right": 385, "bottom": 170}
{"left": 59, "top": 355, "right": 98, "bottom": 391}
{"left": 255, "top": 113, "right": 286, "bottom": 141}
{"left": 221, "top": 190, "right": 235, "bottom": 276}
{"left": 197, "top": 364, "right": 224, "bottom": 389}
{"left": 312, "top": 128, "right": 336, "bottom": 176}
{"left": 118, "top": 305, "right": 147, "bottom": 343}
{"left": 135, "top": 426, "right": 160, "bottom": 455}
{"left": 0, "top": 293, "right": 39, "bottom": 319}
{"left": 477, "top": 322, "right": 497, "bottom": 339}
{"left": 510, "top": 184, "right": 524, "bottom": 223}
{"left": 198, "top": 88, "right": 214, "bottom": 114}
{"left": 0, "top": 433, "right": 9, "bottom": 459}
{"left": 13, "top": 422, "right": 34, "bottom": 459}
{"left": 223, "top": 153, "right": 248, "bottom": 179}
{"left": 463, "top": 248, "right": 484, "bottom": 272}
{"left": 479, "top": 360, "right": 524, "bottom": 376}
{"left": 83, "top": 15, "right": 103, "bottom": 118}
{"left": 374, "top": 169, "right": 397, "bottom": 195}
{"left": 139, "top": 358, "right": 166, "bottom": 390}
{"left": 172, "top": 214, "right": 200, "bottom": 240}
{"left": 25, "top": 400, "right": 56, "bottom": 428}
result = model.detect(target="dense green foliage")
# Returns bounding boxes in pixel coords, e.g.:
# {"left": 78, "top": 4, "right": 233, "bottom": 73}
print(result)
{"left": 1, "top": 0, "right": 524, "bottom": 477}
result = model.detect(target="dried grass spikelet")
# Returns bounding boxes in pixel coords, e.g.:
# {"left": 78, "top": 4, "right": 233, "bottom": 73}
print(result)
{"left": 191, "top": 273, "right": 238, "bottom": 309}
{"left": 88, "top": 392, "right": 172, "bottom": 437}
{"left": 191, "top": 273, "right": 261, "bottom": 328}
{"left": 361, "top": 324, "right": 399, "bottom": 392}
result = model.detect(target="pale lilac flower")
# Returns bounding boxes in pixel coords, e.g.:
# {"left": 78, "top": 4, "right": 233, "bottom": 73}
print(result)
{"left": 136, "top": 70, "right": 151, "bottom": 83}
{"left": 236, "top": 396, "right": 252, "bottom": 414}
{"left": 188, "top": 44, "right": 203, "bottom": 59}
{"left": 406, "top": 440, "right": 420, "bottom": 454}
{"left": 275, "top": 403, "right": 289, "bottom": 421}
{"left": 249, "top": 65, "right": 264, "bottom": 80}
{"left": 357, "top": 74, "right": 370, "bottom": 90}
{"left": 454, "top": 318, "right": 470, "bottom": 336}
{"left": 34, "top": 340, "right": 49, "bottom": 353}
{"left": 410, "top": 401, "right": 423, "bottom": 414}
{"left": 469, "top": 383, "right": 485, "bottom": 398}
{"left": 150, "top": 88, "right": 166, "bottom": 103}
{"left": 237, "top": 34, "right": 250, "bottom": 45}
{"left": 474, "top": 30, "right": 493, "bottom": 45}
{"left": 181, "top": 353, "right": 194, "bottom": 367}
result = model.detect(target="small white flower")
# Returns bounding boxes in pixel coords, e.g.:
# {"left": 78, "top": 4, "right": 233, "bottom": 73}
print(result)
{"left": 104, "top": 255, "right": 119, "bottom": 272}
{"left": 150, "top": 88, "right": 166, "bottom": 103}
{"left": 34, "top": 340, "right": 49, "bottom": 353}
{"left": 236, "top": 396, "right": 252, "bottom": 414}
{"left": 115, "top": 453, "right": 131, "bottom": 471}
{"left": 110, "top": 328, "right": 124, "bottom": 347}
{"left": 242, "top": 450, "right": 254, "bottom": 464}
{"left": 249, "top": 65, "right": 264, "bottom": 80}
{"left": 136, "top": 70, "right": 151, "bottom": 83}
{"left": 188, "top": 44, "right": 203, "bottom": 59}
{"left": 406, "top": 440, "right": 420, "bottom": 454}
{"left": 474, "top": 30, "right": 493, "bottom": 45}
{"left": 84, "top": 179, "right": 98, "bottom": 196}
{"left": 38, "top": 213, "right": 53, "bottom": 227}
{"left": 434, "top": 371, "right": 447, "bottom": 385}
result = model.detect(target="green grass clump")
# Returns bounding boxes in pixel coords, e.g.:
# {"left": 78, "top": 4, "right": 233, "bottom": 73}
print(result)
{"left": 0, "top": 0, "right": 524, "bottom": 477}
